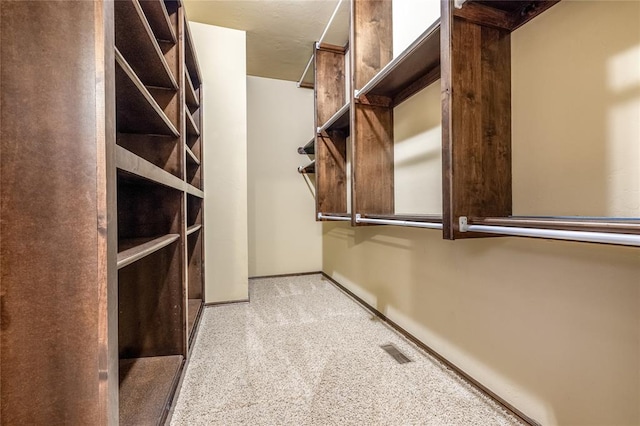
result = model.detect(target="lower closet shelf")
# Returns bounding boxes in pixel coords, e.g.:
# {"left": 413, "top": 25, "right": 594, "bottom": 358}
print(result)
{"left": 188, "top": 298, "right": 203, "bottom": 341}
{"left": 119, "top": 355, "right": 184, "bottom": 425}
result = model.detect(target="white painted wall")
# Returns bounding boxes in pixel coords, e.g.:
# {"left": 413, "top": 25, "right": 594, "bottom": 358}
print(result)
{"left": 247, "top": 76, "right": 321, "bottom": 277}
{"left": 325, "top": 2, "right": 640, "bottom": 425}
{"left": 190, "top": 22, "right": 249, "bottom": 303}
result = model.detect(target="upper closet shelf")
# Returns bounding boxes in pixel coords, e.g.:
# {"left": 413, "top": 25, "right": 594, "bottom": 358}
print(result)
{"left": 115, "top": 0, "right": 178, "bottom": 90}
{"left": 318, "top": 102, "right": 350, "bottom": 134}
{"left": 355, "top": 20, "right": 440, "bottom": 106}
{"left": 138, "top": 0, "right": 177, "bottom": 43}
{"left": 184, "top": 18, "right": 203, "bottom": 88}
{"left": 298, "top": 160, "right": 316, "bottom": 174}
{"left": 115, "top": 49, "right": 180, "bottom": 137}
{"left": 454, "top": 0, "right": 560, "bottom": 31}
{"left": 297, "top": 138, "right": 314, "bottom": 155}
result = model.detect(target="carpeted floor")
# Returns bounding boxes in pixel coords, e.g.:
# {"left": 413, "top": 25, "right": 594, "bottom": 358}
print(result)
{"left": 170, "top": 274, "right": 525, "bottom": 425}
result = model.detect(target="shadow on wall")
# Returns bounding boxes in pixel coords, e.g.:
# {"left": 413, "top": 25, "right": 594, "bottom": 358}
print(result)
{"left": 323, "top": 221, "right": 640, "bottom": 426}
{"left": 512, "top": 2, "right": 640, "bottom": 218}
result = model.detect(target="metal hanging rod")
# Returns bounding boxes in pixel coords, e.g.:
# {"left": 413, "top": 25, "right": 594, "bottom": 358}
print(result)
{"left": 458, "top": 217, "right": 640, "bottom": 247}
{"left": 296, "top": 0, "right": 345, "bottom": 88}
{"left": 355, "top": 214, "right": 443, "bottom": 230}
{"left": 318, "top": 213, "right": 351, "bottom": 221}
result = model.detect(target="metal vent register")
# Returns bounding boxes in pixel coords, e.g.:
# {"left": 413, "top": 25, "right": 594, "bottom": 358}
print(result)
{"left": 381, "top": 344, "right": 412, "bottom": 364}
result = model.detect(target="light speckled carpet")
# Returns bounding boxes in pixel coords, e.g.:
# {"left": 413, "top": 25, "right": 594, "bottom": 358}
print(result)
{"left": 170, "top": 274, "right": 524, "bottom": 425}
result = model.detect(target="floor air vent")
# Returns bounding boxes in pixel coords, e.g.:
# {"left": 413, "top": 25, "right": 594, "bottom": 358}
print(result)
{"left": 381, "top": 344, "right": 412, "bottom": 364}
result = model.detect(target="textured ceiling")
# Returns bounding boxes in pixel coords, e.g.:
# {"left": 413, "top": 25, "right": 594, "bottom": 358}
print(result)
{"left": 183, "top": 0, "right": 349, "bottom": 84}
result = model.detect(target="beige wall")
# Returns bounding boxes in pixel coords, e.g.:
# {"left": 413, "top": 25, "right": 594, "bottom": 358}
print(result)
{"left": 247, "top": 76, "right": 322, "bottom": 277}
{"left": 191, "top": 22, "right": 249, "bottom": 303}
{"left": 325, "top": 2, "right": 640, "bottom": 425}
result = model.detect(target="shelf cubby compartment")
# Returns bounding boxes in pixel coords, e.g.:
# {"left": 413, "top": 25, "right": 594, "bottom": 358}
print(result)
{"left": 119, "top": 355, "right": 183, "bottom": 426}
{"left": 114, "top": 0, "right": 178, "bottom": 90}
{"left": 314, "top": 43, "right": 349, "bottom": 219}
{"left": 186, "top": 193, "right": 204, "bottom": 344}
{"left": 117, "top": 132, "right": 182, "bottom": 179}
{"left": 297, "top": 138, "right": 315, "bottom": 155}
{"left": 298, "top": 160, "right": 316, "bottom": 174}
{"left": 186, "top": 110, "right": 200, "bottom": 138}
{"left": 115, "top": 49, "right": 179, "bottom": 137}
{"left": 355, "top": 19, "right": 440, "bottom": 107}
{"left": 441, "top": 0, "right": 561, "bottom": 239}
{"left": 186, "top": 145, "right": 200, "bottom": 166}
{"left": 185, "top": 70, "right": 200, "bottom": 112}
{"left": 138, "top": 0, "right": 177, "bottom": 44}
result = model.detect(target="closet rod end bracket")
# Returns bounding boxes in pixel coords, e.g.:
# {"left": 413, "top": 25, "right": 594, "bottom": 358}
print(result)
{"left": 459, "top": 216, "right": 469, "bottom": 232}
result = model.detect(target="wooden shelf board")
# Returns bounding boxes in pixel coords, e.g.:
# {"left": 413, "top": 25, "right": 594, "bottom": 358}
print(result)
{"left": 115, "top": 49, "right": 179, "bottom": 137}
{"left": 186, "top": 184, "right": 204, "bottom": 198}
{"left": 186, "top": 145, "right": 200, "bottom": 166}
{"left": 138, "top": 0, "right": 176, "bottom": 43}
{"left": 186, "top": 224, "right": 202, "bottom": 236}
{"left": 188, "top": 299, "right": 203, "bottom": 342}
{"left": 185, "top": 71, "right": 200, "bottom": 110}
{"left": 184, "top": 18, "right": 202, "bottom": 88}
{"left": 117, "top": 234, "right": 180, "bottom": 269}
{"left": 298, "top": 160, "right": 316, "bottom": 174}
{"left": 297, "top": 138, "right": 315, "bottom": 155}
{"left": 357, "top": 20, "right": 440, "bottom": 105}
{"left": 186, "top": 110, "right": 200, "bottom": 137}
{"left": 319, "top": 102, "right": 350, "bottom": 134}
{"left": 119, "top": 355, "right": 183, "bottom": 426}
{"left": 116, "top": 145, "right": 184, "bottom": 192}
{"left": 114, "top": 0, "right": 177, "bottom": 89}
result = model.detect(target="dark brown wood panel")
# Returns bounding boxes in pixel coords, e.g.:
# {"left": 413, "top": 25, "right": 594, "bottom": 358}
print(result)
{"left": 0, "top": 1, "right": 115, "bottom": 423}
{"left": 442, "top": 8, "right": 512, "bottom": 239}
{"left": 187, "top": 299, "right": 203, "bottom": 341}
{"left": 316, "top": 132, "right": 348, "bottom": 213}
{"left": 351, "top": 104, "right": 394, "bottom": 215}
{"left": 316, "top": 49, "right": 346, "bottom": 126}
{"left": 353, "top": 0, "right": 393, "bottom": 89}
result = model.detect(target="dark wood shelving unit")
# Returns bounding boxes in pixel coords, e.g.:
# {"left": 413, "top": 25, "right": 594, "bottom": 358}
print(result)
{"left": 138, "top": 0, "right": 177, "bottom": 43}
{"left": 298, "top": 160, "right": 316, "bottom": 174}
{"left": 115, "top": 49, "right": 179, "bottom": 137}
{"left": 119, "top": 355, "right": 183, "bottom": 425}
{"left": 1, "top": 1, "right": 207, "bottom": 423}
{"left": 355, "top": 20, "right": 440, "bottom": 107}
{"left": 114, "top": 0, "right": 178, "bottom": 89}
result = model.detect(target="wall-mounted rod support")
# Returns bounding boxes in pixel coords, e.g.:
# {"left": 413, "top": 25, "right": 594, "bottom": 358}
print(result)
{"left": 355, "top": 214, "right": 443, "bottom": 230}
{"left": 318, "top": 212, "right": 351, "bottom": 221}
{"left": 458, "top": 216, "right": 640, "bottom": 247}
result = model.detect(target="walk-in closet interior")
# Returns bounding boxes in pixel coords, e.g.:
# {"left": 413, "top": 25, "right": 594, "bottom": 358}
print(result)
{"left": 1, "top": 0, "right": 639, "bottom": 425}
